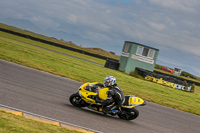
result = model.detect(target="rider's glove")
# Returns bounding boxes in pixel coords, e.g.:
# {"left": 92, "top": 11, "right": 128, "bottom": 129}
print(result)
{"left": 96, "top": 83, "right": 105, "bottom": 87}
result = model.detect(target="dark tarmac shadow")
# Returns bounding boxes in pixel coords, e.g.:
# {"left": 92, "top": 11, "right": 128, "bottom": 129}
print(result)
{"left": 63, "top": 103, "right": 138, "bottom": 125}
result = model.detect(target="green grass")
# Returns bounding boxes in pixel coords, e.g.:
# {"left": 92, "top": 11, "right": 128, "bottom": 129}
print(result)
{"left": 0, "top": 34, "right": 200, "bottom": 116}
{"left": 0, "top": 111, "right": 81, "bottom": 133}
{"left": 0, "top": 31, "right": 106, "bottom": 65}
{"left": 0, "top": 23, "right": 120, "bottom": 60}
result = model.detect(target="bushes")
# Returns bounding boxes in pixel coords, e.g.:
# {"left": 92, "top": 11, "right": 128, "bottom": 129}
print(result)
{"left": 155, "top": 64, "right": 163, "bottom": 70}
{"left": 191, "top": 84, "right": 195, "bottom": 92}
{"left": 181, "top": 71, "right": 200, "bottom": 81}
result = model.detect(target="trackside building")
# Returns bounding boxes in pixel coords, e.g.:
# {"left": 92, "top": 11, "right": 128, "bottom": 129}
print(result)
{"left": 118, "top": 41, "right": 159, "bottom": 74}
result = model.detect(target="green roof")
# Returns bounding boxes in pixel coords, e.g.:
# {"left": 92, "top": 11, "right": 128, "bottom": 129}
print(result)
{"left": 125, "top": 41, "right": 159, "bottom": 51}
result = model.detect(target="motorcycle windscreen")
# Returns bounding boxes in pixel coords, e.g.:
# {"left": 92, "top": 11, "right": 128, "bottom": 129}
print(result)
{"left": 98, "top": 88, "right": 109, "bottom": 100}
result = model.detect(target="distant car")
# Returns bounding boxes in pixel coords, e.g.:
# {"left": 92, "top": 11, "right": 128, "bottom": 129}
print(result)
{"left": 162, "top": 66, "right": 171, "bottom": 72}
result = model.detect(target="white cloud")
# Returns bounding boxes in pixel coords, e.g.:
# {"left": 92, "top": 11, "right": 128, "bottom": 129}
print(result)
{"left": 158, "top": 56, "right": 184, "bottom": 67}
{"left": 65, "top": 13, "right": 77, "bottom": 24}
{"left": 73, "top": 0, "right": 86, "bottom": 4}
{"left": 191, "top": 66, "right": 200, "bottom": 75}
{"left": 30, "top": 16, "right": 60, "bottom": 29}
{"left": 149, "top": 0, "right": 198, "bottom": 13}
{"left": 0, "top": 8, "right": 23, "bottom": 19}
{"left": 148, "top": 22, "right": 166, "bottom": 31}
{"left": 165, "top": 17, "right": 176, "bottom": 26}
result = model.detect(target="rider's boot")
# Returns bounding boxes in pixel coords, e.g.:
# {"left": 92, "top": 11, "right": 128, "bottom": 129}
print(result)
{"left": 102, "top": 105, "right": 117, "bottom": 115}
{"left": 118, "top": 107, "right": 125, "bottom": 115}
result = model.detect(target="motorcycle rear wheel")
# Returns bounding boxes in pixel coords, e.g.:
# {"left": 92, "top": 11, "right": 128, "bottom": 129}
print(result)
{"left": 117, "top": 108, "right": 139, "bottom": 120}
{"left": 69, "top": 92, "right": 88, "bottom": 107}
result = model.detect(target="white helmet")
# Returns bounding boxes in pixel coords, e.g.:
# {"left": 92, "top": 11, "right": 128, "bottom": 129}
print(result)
{"left": 104, "top": 76, "right": 116, "bottom": 87}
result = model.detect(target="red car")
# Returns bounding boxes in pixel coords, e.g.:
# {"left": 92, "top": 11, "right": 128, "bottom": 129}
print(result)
{"left": 162, "top": 66, "right": 171, "bottom": 72}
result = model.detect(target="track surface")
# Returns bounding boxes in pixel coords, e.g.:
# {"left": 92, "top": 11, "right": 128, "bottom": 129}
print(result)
{"left": 0, "top": 59, "right": 200, "bottom": 133}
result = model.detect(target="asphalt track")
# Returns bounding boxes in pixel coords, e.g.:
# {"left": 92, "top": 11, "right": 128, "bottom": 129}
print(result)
{"left": 0, "top": 59, "right": 200, "bottom": 133}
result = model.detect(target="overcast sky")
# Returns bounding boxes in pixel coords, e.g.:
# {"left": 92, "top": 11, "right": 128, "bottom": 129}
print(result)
{"left": 0, "top": 0, "right": 200, "bottom": 77}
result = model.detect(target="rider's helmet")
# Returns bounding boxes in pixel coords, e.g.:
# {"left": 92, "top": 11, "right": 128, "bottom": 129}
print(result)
{"left": 104, "top": 76, "right": 116, "bottom": 87}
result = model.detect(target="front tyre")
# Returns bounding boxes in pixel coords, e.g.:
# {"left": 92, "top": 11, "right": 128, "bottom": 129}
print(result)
{"left": 117, "top": 108, "right": 139, "bottom": 120}
{"left": 69, "top": 92, "right": 88, "bottom": 107}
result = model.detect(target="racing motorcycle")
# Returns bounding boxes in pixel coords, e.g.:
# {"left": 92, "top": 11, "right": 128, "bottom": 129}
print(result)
{"left": 69, "top": 82, "right": 146, "bottom": 120}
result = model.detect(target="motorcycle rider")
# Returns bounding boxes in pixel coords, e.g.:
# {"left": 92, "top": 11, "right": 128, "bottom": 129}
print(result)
{"left": 94, "top": 76, "right": 125, "bottom": 114}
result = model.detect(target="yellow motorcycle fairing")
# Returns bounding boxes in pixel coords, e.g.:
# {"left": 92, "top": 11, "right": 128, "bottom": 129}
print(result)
{"left": 98, "top": 87, "right": 109, "bottom": 100}
{"left": 122, "top": 96, "right": 145, "bottom": 108}
{"left": 79, "top": 89, "right": 97, "bottom": 104}
{"left": 78, "top": 82, "right": 109, "bottom": 104}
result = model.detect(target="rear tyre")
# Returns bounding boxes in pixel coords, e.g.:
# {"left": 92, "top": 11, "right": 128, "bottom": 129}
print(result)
{"left": 117, "top": 108, "right": 139, "bottom": 120}
{"left": 69, "top": 92, "right": 88, "bottom": 107}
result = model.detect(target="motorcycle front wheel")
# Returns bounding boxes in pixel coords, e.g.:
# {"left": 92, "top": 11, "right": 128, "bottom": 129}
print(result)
{"left": 117, "top": 108, "right": 139, "bottom": 120}
{"left": 69, "top": 92, "right": 88, "bottom": 107}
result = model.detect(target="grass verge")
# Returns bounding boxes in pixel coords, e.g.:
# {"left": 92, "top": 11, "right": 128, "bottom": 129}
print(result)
{"left": 0, "top": 31, "right": 106, "bottom": 65}
{"left": 0, "top": 110, "right": 82, "bottom": 133}
{"left": 0, "top": 23, "right": 120, "bottom": 60}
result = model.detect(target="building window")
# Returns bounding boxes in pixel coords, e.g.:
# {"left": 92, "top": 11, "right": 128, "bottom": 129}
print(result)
{"left": 142, "top": 47, "right": 149, "bottom": 56}
{"left": 123, "top": 43, "right": 131, "bottom": 53}
{"left": 174, "top": 68, "right": 181, "bottom": 72}
{"left": 136, "top": 46, "right": 143, "bottom": 55}
{"left": 148, "top": 49, "right": 155, "bottom": 58}
{"left": 136, "top": 45, "right": 155, "bottom": 59}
